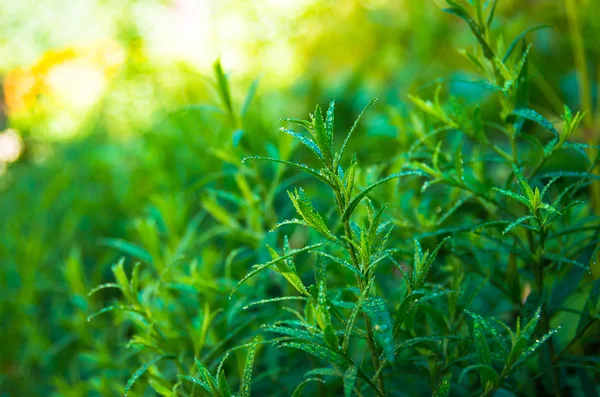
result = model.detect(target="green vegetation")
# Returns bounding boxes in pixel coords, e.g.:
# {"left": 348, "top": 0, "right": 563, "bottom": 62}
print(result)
{"left": 1, "top": 1, "right": 599, "bottom": 396}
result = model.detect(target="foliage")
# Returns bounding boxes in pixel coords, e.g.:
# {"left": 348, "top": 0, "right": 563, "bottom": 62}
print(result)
{"left": 1, "top": 1, "right": 600, "bottom": 396}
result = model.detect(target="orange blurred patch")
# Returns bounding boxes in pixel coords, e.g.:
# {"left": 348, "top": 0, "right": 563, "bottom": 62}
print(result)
{"left": 3, "top": 40, "right": 125, "bottom": 113}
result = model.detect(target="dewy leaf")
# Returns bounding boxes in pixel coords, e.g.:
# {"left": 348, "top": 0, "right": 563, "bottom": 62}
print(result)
{"left": 458, "top": 364, "right": 499, "bottom": 386}
{"left": 314, "top": 251, "right": 364, "bottom": 280}
{"left": 521, "top": 307, "right": 541, "bottom": 340}
{"left": 502, "top": 24, "right": 551, "bottom": 62}
{"left": 342, "top": 171, "right": 424, "bottom": 221}
{"left": 343, "top": 365, "right": 358, "bottom": 397}
{"left": 87, "top": 283, "right": 120, "bottom": 297}
{"left": 124, "top": 355, "right": 175, "bottom": 396}
{"left": 231, "top": 242, "right": 328, "bottom": 296}
{"left": 512, "top": 164, "right": 535, "bottom": 203}
{"left": 218, "top": 370, "right": 232, "bottom": 397}
{"left": 313, "top": 105, "right": 334, "bottom": 167}
{"left": 291, "top": 378, "right": 326, "bottom": 397}
{"left": 278, "top": 341, "right": 353, "bottom": 369}
{"left": 363, "top": 297, "right": 394, "bottom": 362}
{"left": 241, "top": 336, "right": 260, "bottom": 397}
{"left": 343, "top": 279, "right": 374, "bottom": 352}
{"left": 493, "top": 187, "right": 531, "bottom": 208}
{"left": 543, "top": 252, "right": 590, "bottom": 271}
{"left": 510, "top": 327, "right": 562, "bottom": 370}
{"left": 335, "top": 97, "right": 378, "bottom": 168}
{"left": 503, "top": 215, "right": 536, "bottom": 235}
{"left": 512, "top": 108, "right": 559, "bottom": 138}
{"left": 281, "top": 128, "right": 323, "bottom": 160}
{"left": 455, "top": 142, "right": 464, "bottom": 182}
{"left": 180, "top": 375, "right": 211, "bottom": 393}
{"left": 195, "top": 358, "right": 221, "bottom": 395}
{"left": 87, "top": 305, "right": 145, "bottom": 322}
{"left": 325, "top": 100, "right": 335, "bottom": 148}
{"left": 267, "top": 244, "right": 311, "bottom": 297}
{"left": 343, "top": 155, "right": 357, "bottom": 200}
{"left": 443, "top": 6, "right": 495, "bottom": 59}
{"left": 315, "top": 256, "right": 339, "bottom": 351}
{"left": 434, "top": 373, "right": 452, "bottom": 397}
{"left": 414, "top": 237, "right": 450, "bottom": 287}
{"left": 288, "top": 188, "right": 334, "bottom": 240}
{"left": 243, "top": 156, "right": 332, "bottom": 187}
{"left": 468, "top": 312, "right": 493, "bottom": 387}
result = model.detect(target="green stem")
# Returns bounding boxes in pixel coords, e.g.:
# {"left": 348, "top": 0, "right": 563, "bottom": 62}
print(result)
{"left": 536, "top": 223, "right": 562, "bottom": 397}
{"left": 336, "top": 188, "right": 386, "bottom": 395}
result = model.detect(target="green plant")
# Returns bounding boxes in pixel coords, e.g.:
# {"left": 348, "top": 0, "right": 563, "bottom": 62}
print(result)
{"left": 2, "top": 1, "right": 599, "bottom": 396}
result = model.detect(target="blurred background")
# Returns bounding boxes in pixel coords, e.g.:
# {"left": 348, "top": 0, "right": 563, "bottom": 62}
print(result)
{"left": 0, "top": 0, "right": 598, "bottom": 395}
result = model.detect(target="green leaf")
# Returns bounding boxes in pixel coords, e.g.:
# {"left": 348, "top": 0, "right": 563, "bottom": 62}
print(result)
{"left": 343, "top": 365, "right": 358, "bottom": 397}
{"left": 342, "top": 279, "right": 374, "bottom": 352}
{"left": 503, "top": 215, "right": 536, "bottom": 235}
{"left": 243, "top": 296, "right": 308, "bottom": 309}
{"left": 263, "top": 325, "right": 322, "bottom": 344}
{"left": 195, "top": 358, "right": 221, "bottom": 396}
{"left": 544, "top": 252, "right": 590, "bottom": 271}
{"left": 512, "top": 108, "right": 559, "bottom": 138}
{"left": 343, "top": 155, "right": 357, "bottom": 200}
{"left": 458, "top": 364, "right": 499, "bottom": 386}
{"left": 467, "top": 311, "right": 493, "bottom": 388}
{"left": 510, "top": 327, "right": 561, "bottom": 370}
{"left": 87, "top": 283, "right": 120, "bottom": 297}
{"left": 578, "top": 280, "right": 600, "bottom": 334}
{"left": 493, "top": 187, "right": 531, "bottom": 208}
{"left": 87, "top": 305, "right": 144, "bottom": 322}
{"left": 541, "top": 171, "right": 600, "bottom": 181}
{"left": 434, "top": 373, "right": 452, "bottom": 397}
{"left": 180, "top": 375, "right": 211, "bottom": 393}
{"left": 241, "top": 336, "right": 260, "bottom": 397}
{"left": 288, "top": 188, "right": 334, "bottom": 240}
{"left": 241, "top": 77, "right": 260, "bottom": 117}
{"left": 486, "top": 0, "right": 499, "bottom": 27}
{"left": 281, "top": 128, "right": 323, "bottom": 160}
{"left": 217, "top": 370, "right": 232, "bottom": 397}
{"left": 342, "top": 171, "right": 424, "bottom": 221}
{"left": 213, "top": 59, "right": 235, "bottom": 123}
{"left": 455, "top": 142, "right": 464, "bottom": 182}
{"left": 291, "top": 378, "right": 326, "bottom": 397}
{"left": 315, "top": 256, "right": 339, "bottom": 351}
{"left": 313, "top": 105, "right": 334, "bottom": 166}
{"left": 231, "top": 242, "right": 328, "bottom": 296}
{"left": 278, "top": 341, "right": 353, "bottom": 368}
{"left": 335, "top": 97, "right": 378, "bottom": 168}
{"left": 443, "top": 6, "right": 495, "bottom": 59}
{"left": 414, "top": 237, "right": 450, "bottom": 287}
{"left": 124, "top": 355, "right": 175, "bottom": 396}
{"left": 99, "top": 238, "right": 153, "bottom": 264}
{"left": 502, "top": 25, "right": 551, "bottom": 62}
{"left": 325, "top": 100, "right": 335, "bottom": 148}
{"left": 314, "top": 251, "right": 364, "bottom": 281}
{"left": 243, "top": 156, "right": 332, "bottom": 187}
{"left": 363, "top": 297, "right": 395, "bottom": 362}
{"left": 267, "top": 244, "right": 311, "bottom": 297}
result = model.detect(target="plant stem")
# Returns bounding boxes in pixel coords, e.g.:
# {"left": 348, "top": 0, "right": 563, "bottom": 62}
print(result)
{"left": 536, "top": 223, "right": 562, "bottom": 397}
{"left": 343, "top": 219, "right": 386, "bottom": 395}
{"left": 335, "top": 186, "right": 385, "bottom": 395}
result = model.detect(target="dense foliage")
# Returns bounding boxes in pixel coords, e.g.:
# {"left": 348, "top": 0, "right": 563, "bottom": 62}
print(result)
{"left": 1, "top": 1, "right": 599, "bottom": 396}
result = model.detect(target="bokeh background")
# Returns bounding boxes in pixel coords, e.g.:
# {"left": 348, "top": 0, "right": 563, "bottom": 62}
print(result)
{"left": 0, "top": 0, "right": 599, "bottom": 395}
